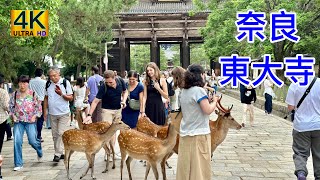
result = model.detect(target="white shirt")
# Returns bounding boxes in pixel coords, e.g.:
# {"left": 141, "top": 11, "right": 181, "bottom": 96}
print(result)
{"left": 263, "top": 79, "right": 275, "bottom": 97}
{"left": 45, "top": 78, "right": 73, "bottom": 115}
{"left": 285, "top": 77, "right": 320, "bottom": 132}
{"left": 29, "top": 77, "right": 46, "bottom": 101}
{"left": 179, "top": 86, "right": 210, "bottom": 137}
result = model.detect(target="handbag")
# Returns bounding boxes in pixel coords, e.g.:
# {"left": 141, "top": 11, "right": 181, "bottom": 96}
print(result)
{"left": 290, "top": 77, "right": 317, "bottom": 122}
{"left": 127, "top": 84, "right": 140, "bottom": 111}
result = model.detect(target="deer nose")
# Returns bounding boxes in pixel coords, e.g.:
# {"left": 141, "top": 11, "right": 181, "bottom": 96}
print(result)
{"left": 237, "top": 125, "right": 242, "bottom": 130}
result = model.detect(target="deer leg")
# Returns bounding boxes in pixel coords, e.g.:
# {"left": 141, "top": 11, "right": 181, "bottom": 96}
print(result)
{"left": 144, "top": 162, "right": 151, "bottom": 180}
{"left": 150, "top": 162, "right": 159, "bottom": 180}
{"left": 110, "top": 141, "right": 116, "bottom": 169}
{"left": 165, "top": 152, "right": 174, "bottom": 169}
{"left": 125, "top": 156, "right": 134, "bottom": 180}
{"left": 90, "top": 154, "right": 96, "bottom": 180}
{"left": 64, "top": 149, "right": 71, "bottom": 180}
{"left": 80, "top": 153, "right": 91, "bottom": 179}
{"left": 102, "top": 144, "right": 111, "bottom": 173}
{"left": 161, "top": 155, "right": 169, "bottom": 180}
{"left": 120, "top": 149, "right": 127, "bottom": 180}
{"left": 103, "top": 144, "right": 108, "bottom": 161}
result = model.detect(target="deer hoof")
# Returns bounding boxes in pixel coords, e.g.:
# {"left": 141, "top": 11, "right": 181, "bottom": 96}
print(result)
{"left": 102, "top": 169, "right": 108, "bottom": 173}
{"left": 112, "top": 165, "right": 115, "bottom": 169}
{"left": 92, "top": 177, "right": 96, "bottom": 180}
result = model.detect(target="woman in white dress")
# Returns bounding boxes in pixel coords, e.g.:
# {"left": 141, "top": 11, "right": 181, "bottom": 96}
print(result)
{"left": 73, "top": 77, "right": 90, "bottom": 116}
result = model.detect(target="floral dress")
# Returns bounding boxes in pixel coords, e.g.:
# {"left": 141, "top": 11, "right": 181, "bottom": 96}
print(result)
{"left": 9, "top": 89, "right": 42, "bottom": 123}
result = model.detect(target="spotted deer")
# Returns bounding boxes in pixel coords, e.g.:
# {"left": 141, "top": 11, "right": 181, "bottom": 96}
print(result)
{"left": 118, "top": 112, "right": 181, "bottom": 180}
{"left": 138, "top": 95, "right": 241, "bottom": 158}
{"left": 62, "top": 120, "right": 130, "bottom": 180}
{"left": 74, "top": 109, "right": 116, "bottom": 170}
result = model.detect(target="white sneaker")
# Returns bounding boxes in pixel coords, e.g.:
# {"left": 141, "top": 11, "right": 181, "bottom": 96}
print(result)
{"left": 13, "top": 166, "right": 23, "bottom": 171}
{"left": 37, "top": 156, "right": 43, "bottom": 162}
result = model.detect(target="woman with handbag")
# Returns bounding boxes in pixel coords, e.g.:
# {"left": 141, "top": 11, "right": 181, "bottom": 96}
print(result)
{"left": 121, "top": 70, "right": 144, "bottom": 128}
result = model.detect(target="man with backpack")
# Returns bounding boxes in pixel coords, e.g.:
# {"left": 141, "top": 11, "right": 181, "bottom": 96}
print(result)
{"left": 87, "top": 66, "right": 103, "bottom": 123}
{"left": 43, "top": 66, "right": 73, "bottom": 162}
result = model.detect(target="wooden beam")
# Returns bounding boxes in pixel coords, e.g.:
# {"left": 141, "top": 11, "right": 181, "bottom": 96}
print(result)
{"left": 112, "top": 27, "right": 201, "bottom": 31}
{"left": 119, "top": 20, "right": 207, "bottom": 24}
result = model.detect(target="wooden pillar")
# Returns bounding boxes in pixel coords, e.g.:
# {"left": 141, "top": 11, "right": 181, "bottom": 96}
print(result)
{"left": 125, "top": 41, "right": 130, "bottom": 72}
{"left": 119, "top": 33, "right": 126, "bottom": 77}
{"left": 181, "top": 16, "right": 190, "bottom": 69}
{"left": 181, "top": 38, "right": 190, "bottom": 69}
{"left": 150, "top": 38, "right": 160, "bottom": 67}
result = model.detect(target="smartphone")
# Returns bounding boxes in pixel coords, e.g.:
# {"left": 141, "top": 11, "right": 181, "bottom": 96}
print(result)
{"left": 55, "top": 85, "right": 60, "bottom": 89}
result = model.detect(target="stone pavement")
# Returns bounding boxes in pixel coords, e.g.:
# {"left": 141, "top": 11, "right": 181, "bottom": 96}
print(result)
{"left": 0, "top": 95, "right": 315, "bottom": 180}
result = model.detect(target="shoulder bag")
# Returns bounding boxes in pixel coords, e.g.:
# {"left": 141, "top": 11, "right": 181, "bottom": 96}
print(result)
{"left": 127, "top": 84, "right": 140, "bottom": 111}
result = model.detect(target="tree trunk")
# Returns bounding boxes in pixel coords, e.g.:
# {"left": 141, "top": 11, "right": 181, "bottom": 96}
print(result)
{"left": 76, "top": 64, "right": 81, "bottom": 78}
{"left": 273, "top": 41, "right": 285, "bottom": 81}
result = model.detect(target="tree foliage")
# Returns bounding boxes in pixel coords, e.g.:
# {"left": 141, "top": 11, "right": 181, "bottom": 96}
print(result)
{"left": 199, "top": 0, "right": 320, "bottom": 78}
{"left": 0, "top": 0, "right": 136, "bottom": 80}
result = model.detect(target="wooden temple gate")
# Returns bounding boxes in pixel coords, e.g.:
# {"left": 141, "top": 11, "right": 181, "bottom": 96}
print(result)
{"left": 108, "top": 0, "right": 210, "bottom": 76}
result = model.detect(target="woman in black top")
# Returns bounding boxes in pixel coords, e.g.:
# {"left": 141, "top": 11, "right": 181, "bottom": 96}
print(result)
{"left": 141, "top": 62, "right": 168, "bottom": 125}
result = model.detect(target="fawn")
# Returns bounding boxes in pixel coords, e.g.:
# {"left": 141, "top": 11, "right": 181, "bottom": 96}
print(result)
{"left": 62, "top": 120, "right": 130, "bottom": 180}
{"left": 74, "top": 109, "right": 116, "bottom": 170}
{"left": 118, "top": 112, "right": 181, "bottom": 180}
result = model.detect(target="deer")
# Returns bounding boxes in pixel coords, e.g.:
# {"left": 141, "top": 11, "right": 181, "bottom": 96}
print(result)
{"left": 62, "top": 120, "right": 130, "bottom": 180}
{"left": 118, "top": 111, "right": 181, "bottom": 180}
{"left": 136, "top": 111, "right": 182, "bottom": 168}
{"left": 137, "top": 95, "right": 241, "bottom": 158}
{"left": 74, "top": 109, "right": 116, "bottom": 170}
{"left": 209, "top": 96, "right": 242, "bottom": 156}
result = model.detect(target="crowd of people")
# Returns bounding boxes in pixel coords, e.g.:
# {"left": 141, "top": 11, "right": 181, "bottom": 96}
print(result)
{"left": 0, "top": 62, "right": 319, "bottom": 180}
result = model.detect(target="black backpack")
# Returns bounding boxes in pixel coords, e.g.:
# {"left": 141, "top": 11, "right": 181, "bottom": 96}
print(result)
{"left": 45, "top": 78, "right": 69, "bottom": 91}
{"left": 45, "top": 79, "right": 73, "bottom": 105}
{"left": 167, "top": 79, "right": 175, "bottom": 96}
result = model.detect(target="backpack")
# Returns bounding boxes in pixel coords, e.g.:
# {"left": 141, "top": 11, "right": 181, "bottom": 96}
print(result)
{"left": 167, "top": 79, "right": 175, "bottom": 96}
{"left": 45, "top": 78, "right": 73, "bottom": 106}
{"left": 45, "top": 78, "right": 68, "bottom": 91}
{"left": 99, "top": 78, "right": 121, "bottom": 95}
{"left": 13, "top": 91, "right": 35, "bottom": 109}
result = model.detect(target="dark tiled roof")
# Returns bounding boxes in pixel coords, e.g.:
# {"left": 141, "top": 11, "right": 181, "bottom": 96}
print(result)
{"left": 119, "top": 2, "right": 211, "bottom": 14}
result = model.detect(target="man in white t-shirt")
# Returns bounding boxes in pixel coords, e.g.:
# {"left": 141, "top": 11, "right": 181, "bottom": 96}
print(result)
{"left": 285, "top": 76, "right": 320, "bottom": 180}
{"left": 43, "top": 66, "right": 73, "bottom": 162}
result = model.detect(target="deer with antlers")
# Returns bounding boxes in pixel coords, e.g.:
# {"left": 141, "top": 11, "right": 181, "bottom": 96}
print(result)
{"left": 62, "top": 119, "right": 130, "bottom": 180}
{"left": 118, "top": 111, "right": 181, "bottom": 180}
{"left": 74, "top": 109, "right": 116, "bottom": 170}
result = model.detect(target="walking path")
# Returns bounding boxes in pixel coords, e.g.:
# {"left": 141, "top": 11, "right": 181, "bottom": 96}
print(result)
{"left": 0, "top": 95, "right": 314, "bottom": 179}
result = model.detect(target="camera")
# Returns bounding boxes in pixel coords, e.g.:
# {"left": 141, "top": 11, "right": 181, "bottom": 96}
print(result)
{"left": 151, "top": 80, "right": 155, "bottom": 88}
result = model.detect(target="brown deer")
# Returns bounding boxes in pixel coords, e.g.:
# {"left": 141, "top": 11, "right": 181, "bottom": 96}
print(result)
{"left": 209, "top": 96, "right": 242, "bottom": 155}
{"left": 137, "top": 95, "right": 241, "bottom": 157}
{"left": 118, "top": 112, "right": 181, "bottom": 180}
{"left": 74, "top": 109, "right": 116, "bottom": 170}
{"left": 62, "top": 120, "right": 130, "bottom": 180}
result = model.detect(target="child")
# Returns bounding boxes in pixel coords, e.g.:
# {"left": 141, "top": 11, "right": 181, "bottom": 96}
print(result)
{"left": 242, "top": 84, "right": 257, "bottom": 127}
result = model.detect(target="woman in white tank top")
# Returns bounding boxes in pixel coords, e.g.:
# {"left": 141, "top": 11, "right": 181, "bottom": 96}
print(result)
{"left": 74, "top": 77, "right": 90, "bottom": 116}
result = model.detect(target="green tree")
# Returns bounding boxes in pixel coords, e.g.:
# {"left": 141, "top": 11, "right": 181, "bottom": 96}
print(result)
{"left": 0, "top": 0, "right": 62, "bottom": 80}
{"left": 198, "top": 0, "right": 320, "bottom": 79}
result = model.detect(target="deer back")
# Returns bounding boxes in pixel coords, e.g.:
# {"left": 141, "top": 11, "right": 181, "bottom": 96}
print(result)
{"left": 62, "top": 129, "right": 102, "bottom": 152}
{"left": 83, "top": 122, "right": 111, "bottom": 134}
{"left": 136, "top": 116, "right": 161, "bottom": 137}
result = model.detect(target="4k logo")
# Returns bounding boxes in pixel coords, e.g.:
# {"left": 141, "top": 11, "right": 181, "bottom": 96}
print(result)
{"left": 11, "top": 10, "right": 49, "bottom": 37}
